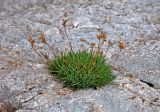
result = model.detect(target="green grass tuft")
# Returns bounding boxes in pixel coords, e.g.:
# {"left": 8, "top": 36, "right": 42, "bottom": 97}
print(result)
{"left": 48, "top": 51, "right": 115, "bottom": 89}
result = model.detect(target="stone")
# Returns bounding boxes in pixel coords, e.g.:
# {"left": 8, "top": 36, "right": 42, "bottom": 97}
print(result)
{"left": 0, "top": 0, "right": 159, "bottom": 112}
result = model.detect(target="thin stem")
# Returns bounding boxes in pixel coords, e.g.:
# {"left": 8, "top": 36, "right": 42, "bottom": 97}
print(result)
{"left": 45, "top": 42, "right": 57, "bottom": 57}
{"left": 33, "top": 47, "right": 46, "bottom": 63}
{"left": 64, "top": 27, "right": 73, "bottom": 52}
{"left": 105, "top": 41, "right": 116, "bottom": 57}
{"left": 104, "top": 45, "right": 110, "bottom": 57}
{"left": 115, "top": 49, "right": 121, "bottom": 61}
{"left": 97, "top": 39, "right": 101, "bottom": 53}
{"left": 108, "top": 49, "right": 121, "bottom": 65}
{"left": 91, "top": 46, "right": 93, "bottom": 55}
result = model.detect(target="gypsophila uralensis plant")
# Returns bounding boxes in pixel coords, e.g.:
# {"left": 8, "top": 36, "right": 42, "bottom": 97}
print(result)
{"left": 27, "top": 13, "right": 125, "bottom": 89}
{"left": 48, "top": 51, "right": 114, "bottom": 89}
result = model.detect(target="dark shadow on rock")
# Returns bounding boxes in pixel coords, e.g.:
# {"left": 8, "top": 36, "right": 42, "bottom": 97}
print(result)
{"left": 140, "top": 80, "right": 154, "bottom": 88}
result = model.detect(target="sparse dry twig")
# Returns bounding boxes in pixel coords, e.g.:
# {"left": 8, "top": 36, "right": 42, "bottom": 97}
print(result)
{"left": 39, "top": 51, "right": 50, "bottom": 64}
{"left": 28, "top": 36, "right": 35, "bottom": 48}
{"left": 38, "top": 33, "right": 57, "bottom": 57}
{"left": 63, "top": 18, "right": 73, "bottom": 52}
{"left": 104, "top": 39, "right": 116, "bottom": 57}
{"left": 90, "top": 42, "right": 96, "bottom": 55}
{"left": 28, "top": 35, "right": 46, "bottom": 63}
{"left": 114, "top": 40, "right": 126, "bottom": 61}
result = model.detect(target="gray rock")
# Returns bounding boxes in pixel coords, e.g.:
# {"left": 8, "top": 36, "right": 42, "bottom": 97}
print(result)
{"left": 0, "top": 85, "right": 21, "bottom": 111}
{"left": 0, "top": 0, "right": 160, "bottom": 112}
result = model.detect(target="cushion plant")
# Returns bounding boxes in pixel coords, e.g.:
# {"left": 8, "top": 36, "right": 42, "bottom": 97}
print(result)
{"left": 48, "top": 51, "right": 115, "bottom": 89}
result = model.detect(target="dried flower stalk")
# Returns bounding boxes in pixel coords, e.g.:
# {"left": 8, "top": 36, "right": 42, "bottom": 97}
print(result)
{"left": 28, "top": 36, "right": 35, "bottom": 48}
{"left": 63, "top": 19, "right": 73, "bottom": 52}
{"left": 27, "top": 36, "right": 46, "bottom": 63}
{"left": 38, "top": 33, "right": 57, "bottom": 57}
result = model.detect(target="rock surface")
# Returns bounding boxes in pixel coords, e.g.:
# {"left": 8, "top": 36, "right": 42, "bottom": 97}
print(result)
{"left": 0, "top": 0, "right": 160, "bottom": 112}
